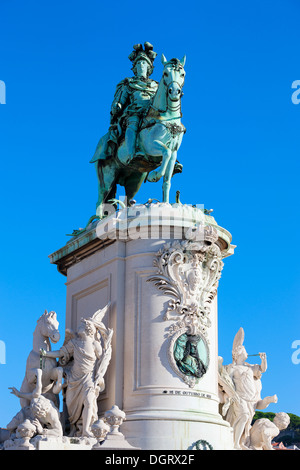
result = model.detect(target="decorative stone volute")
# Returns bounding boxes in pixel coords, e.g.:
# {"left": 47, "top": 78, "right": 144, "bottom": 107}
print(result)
{"left": 147, "top": 222, "right": 225, "bottom": 387}
{"left": 147, "top": 223, "right": 223, "bottom": 340}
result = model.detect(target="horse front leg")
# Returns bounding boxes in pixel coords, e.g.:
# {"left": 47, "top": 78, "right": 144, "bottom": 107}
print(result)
{"left": 162, "top": 152, "right": 177, "bottom": 203}
{"left": 95, "top": 162, "right": 105, "bottom": 218}
{"left": 147, "top": 142, "right": 172, "bottom": 183}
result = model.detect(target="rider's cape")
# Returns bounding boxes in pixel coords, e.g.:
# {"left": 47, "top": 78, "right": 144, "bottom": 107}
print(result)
{"left": 90, "top": 132, "right": 113, "bottom": 164}
{"left": 90, "top": 77, "right": 158, "bottom": 164}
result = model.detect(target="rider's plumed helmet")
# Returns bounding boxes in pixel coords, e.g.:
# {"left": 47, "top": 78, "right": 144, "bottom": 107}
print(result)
{"left": 129, "top": 42, "right": 157, "bottom": 77}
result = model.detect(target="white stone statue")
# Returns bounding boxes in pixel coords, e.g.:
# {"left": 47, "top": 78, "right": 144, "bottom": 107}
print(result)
{"left": 5, "top": 369, "right": 63, "bottom": 449}
{"left": 218, "top": 328, "right": 278, "bottom": 450}
{"left": 14, "top": 310, "right": 63, "bottom": 409}
{"left": 248, "top": 412, "right": 290, "bottom": 450}
{"left": 41, "top": 303, "right": 113, "bottom": 438}
{"left": 30, "top": 395, "right": 63, "bottom": 438}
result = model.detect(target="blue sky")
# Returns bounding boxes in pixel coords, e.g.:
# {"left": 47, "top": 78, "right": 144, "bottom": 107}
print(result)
{"left": 0, "top": 0, "right": 299, "bottom": 428}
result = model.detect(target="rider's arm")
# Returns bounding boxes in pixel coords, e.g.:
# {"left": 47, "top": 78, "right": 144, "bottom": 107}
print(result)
{"left": 110, "top": 79, "right": 129, "bottom": 119}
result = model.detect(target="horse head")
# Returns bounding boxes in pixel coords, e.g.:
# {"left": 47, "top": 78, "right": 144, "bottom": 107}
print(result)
{"left": 161, "top": 54, "right": 186, "bottom": 104}
{"left": 151, "top": 54, "right": 186, "bottom": 115}
{"left": 37, "top": 310, "right": 60, "bottom": 344}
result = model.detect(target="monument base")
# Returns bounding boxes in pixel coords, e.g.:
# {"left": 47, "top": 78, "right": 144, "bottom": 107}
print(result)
{"left": 122, "top": 412, "right": 233, "bottom": 450}
{"left": 49, "top": 203, "right": 235, "bottom": 450}
{"left": 36, "top": 437, "right": 95, "bottom": 451}
{"left": 95, "top": 432, "right": 140, "bottom": 450}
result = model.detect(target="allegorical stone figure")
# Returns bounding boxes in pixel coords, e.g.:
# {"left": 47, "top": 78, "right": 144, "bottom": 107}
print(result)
{"left": 6, "top": 368, "right": 63, "bottom": 449}
{"left": 248, "top": 412, "right": 290, "bottom": 450}
{"left": 218, "top": 328, "right": 277, "bottom": 450}
{"left": 41, "top": 304, "right": 113, "bottom": 438}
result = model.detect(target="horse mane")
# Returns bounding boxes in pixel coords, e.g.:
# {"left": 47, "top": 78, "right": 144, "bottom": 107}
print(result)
{"left": 165, "top": 58, "right": 184, "bottom": 70}
{"left": 151, "top": 76, "right": 168, "bottom": 113}
{"left": 36, "top": 310, "right": 56, "bottom": 323}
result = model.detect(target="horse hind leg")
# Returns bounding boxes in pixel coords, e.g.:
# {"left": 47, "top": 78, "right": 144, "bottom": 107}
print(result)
{"left": 96, "top": 161, "right": 118, "bottom": 218}
{"left": 124, "top": 172, "right": 148, "bottom": 203}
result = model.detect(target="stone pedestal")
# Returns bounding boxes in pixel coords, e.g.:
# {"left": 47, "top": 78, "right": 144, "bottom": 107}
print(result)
{"left": 49, "top": 203, "right": 235, "bottom": 450}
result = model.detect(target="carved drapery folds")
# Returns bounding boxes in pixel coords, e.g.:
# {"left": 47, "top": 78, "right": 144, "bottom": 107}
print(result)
{"left": 147, "top": 224, "right": 224, "bottom": 387}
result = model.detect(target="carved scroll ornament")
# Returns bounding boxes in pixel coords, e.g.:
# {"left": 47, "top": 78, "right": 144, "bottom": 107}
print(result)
{"left": 147, "top": 224, "right": 224, "bottom": 386}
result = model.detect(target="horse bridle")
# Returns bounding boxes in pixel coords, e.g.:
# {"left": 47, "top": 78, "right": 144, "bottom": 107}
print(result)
{"left": 150, "top": 78, "right": 184, "bottom": 114}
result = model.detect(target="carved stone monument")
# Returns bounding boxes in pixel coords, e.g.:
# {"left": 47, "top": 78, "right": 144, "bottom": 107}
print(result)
{"left": 1, "top": 42, "right": 286, "bottom": 450}
{"left": 49, "top": 202, "right": 235, "bottom": 449}
{"left": 46, "top": 42, "right": 237, "bottom": 449}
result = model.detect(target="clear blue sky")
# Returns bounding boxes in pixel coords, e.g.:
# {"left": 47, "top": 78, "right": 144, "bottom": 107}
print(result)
{"left": 0, "top": 0, "right": 299, "bottom": 428}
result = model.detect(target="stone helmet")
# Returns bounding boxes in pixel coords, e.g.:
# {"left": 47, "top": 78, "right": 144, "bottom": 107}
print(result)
{"left": 129, "top": 42, "right": 157, "bottom": 76}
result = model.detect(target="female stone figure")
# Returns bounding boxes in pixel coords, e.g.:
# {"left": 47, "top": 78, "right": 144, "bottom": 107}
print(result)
{"left": 220, "top": 328, "right": 277, "bottom": 450}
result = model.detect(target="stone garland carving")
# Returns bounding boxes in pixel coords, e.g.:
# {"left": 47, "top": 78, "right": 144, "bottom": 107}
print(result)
{"left": 147, "top": 224, "right": 224, "bottom": 387}
{"left": 191, "top": 439, "right": 214, "bottom": 450}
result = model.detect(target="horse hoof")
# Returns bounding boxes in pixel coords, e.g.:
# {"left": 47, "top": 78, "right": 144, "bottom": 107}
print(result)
{"left": 148, "top": 171, "right": 161, "bottom": 183}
